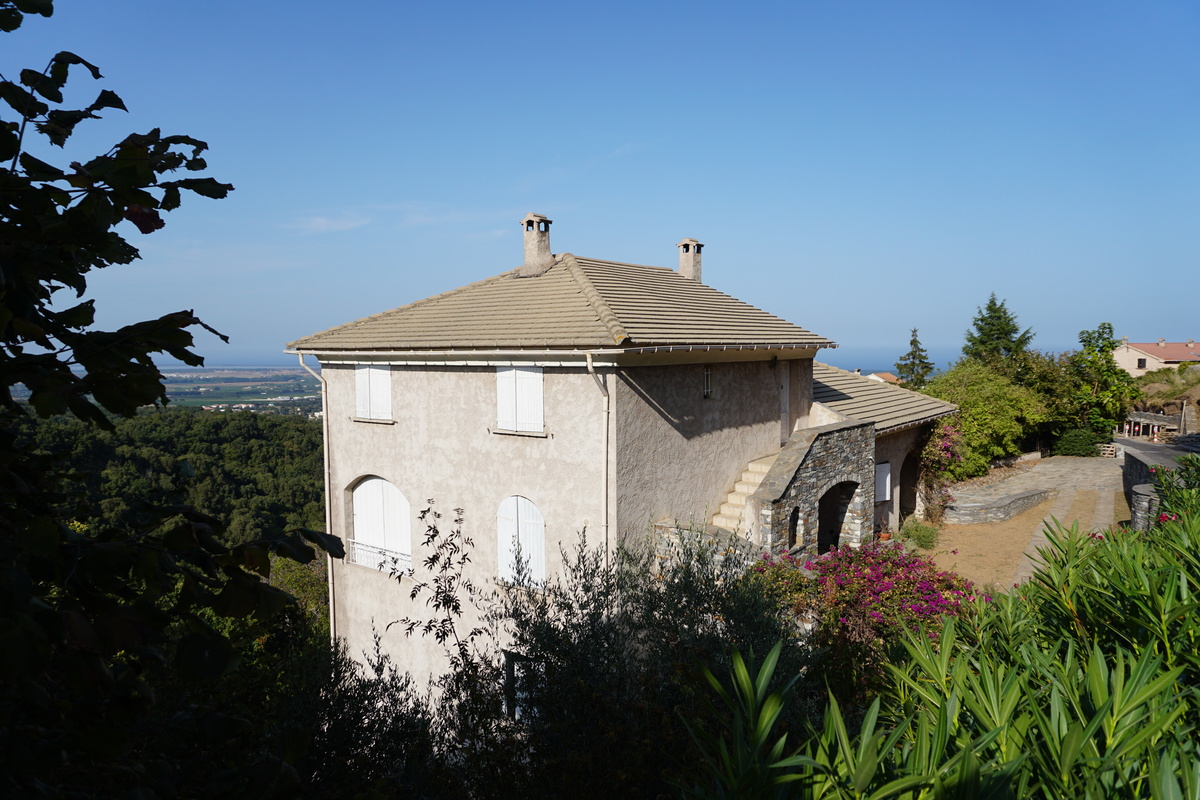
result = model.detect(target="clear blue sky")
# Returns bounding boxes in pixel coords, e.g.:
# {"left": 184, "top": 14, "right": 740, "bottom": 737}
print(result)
{"left": 7, "top": 1, "right": 1198, "bottom": 371}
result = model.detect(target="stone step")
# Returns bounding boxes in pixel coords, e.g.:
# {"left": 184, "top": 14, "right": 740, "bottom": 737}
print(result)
{"left": 720, "top": 501, "right": 745, "bottom": 517}
{"left": 746, "top": 456, "right": 777, "bottom": 474}
{"left": 713, "top": 513, "right": 742, "bottom": 530}
{"left": 734, "top": 480, "right": 759, "bottom": 494}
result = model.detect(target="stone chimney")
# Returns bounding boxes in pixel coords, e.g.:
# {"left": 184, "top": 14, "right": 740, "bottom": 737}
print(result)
{"left": 677, "top": 238, "right": 703, "bottom": 281}
{"left": 1158, "top": 338, "right": 1166, "bottom": 347}
{"left": 517, "top": 213, "right": 554, "bottom": 277}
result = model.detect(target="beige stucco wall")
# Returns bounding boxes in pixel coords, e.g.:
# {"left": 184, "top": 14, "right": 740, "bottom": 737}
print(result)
{"left": 323, "top": 362, "right": 611, "bottom": 686}
{"left": 613, "top": 359, "right": 804, "bottom": 539}
{"left": 1114, "top": 344, "right": 1165, "bottom": 378}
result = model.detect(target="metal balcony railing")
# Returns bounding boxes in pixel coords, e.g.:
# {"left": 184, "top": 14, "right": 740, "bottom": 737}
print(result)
{"left": 346, "top": 538, "right": 412, "bottom": 574}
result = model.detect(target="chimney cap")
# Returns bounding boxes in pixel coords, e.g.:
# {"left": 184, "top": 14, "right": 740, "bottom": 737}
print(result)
{"left": 522, "top": 212, "right": 551, "bottom": 227}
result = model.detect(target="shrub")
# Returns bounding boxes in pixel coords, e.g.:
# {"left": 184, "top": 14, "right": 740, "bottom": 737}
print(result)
{"left": 800, "top": 542, "right": 979, "bottom": 699}
{"left": 745, "top": 550, "right": 818, "bottom": 618}
{"left": 1053, "top": 427, "right": 1104, "bottom": 457}
{"left": 899, "top": 516, "right": 940, "bottom": 549}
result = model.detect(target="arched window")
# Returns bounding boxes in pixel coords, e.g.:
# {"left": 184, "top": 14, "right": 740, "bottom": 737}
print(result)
{"left": 350, "top": 476, "right": 411, "bottom": 571}
{"left": 497, "top": 495, "right": 545, "bottom": 583}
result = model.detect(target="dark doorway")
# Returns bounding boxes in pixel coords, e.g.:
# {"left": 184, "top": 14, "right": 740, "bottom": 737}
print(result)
{"left": 817, "top": 481, "right": 857, "bottom": 554}
{"left": 899, "top": 451, "right": 921, "bottom": 520}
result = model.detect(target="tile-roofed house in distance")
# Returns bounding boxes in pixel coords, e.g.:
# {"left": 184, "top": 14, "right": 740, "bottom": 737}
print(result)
{"left": 288, "top": 213, "right": 957, "bottom": 684}
{"left": 1115, "top": 338, "right": 1200, "bottom": 378}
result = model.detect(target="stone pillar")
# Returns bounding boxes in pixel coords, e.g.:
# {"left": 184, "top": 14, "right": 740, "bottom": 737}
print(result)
{"left": 1130, "top": 483, "right": 1160, "bottom": 531}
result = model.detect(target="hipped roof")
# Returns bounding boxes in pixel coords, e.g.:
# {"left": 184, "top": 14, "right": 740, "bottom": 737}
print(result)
{"left": 813, "top": 363, "right": 957, "bottom": 434}
{"left": 289, "top": 254, "right": 835, "bottom": 352}
{"left": 1125, "top": 342, "right": 1200, "bottom": 362}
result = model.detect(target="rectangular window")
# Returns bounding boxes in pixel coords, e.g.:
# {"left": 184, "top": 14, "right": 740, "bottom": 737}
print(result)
{"left": 504, "top": 650, "right": 531, "bottom": 720}
{"left": 703, "top": 366, "right": 715, "bottom": 399}
{"left": 496, "top": 366, "right": 543, "bottom": 432}
{"left": 1137, "top": 358, "right": 1147, "bottom": 369}
{"left": 355, "top": 365, "right": 392, "bottom": 420}
{"left": 875, "top": 462, "right": 891, "bottom": 503}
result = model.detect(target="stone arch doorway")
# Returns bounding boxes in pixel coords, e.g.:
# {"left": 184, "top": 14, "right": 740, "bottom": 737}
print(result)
{"left": 817, "top": 481, "right": 857, "bottom": 553}
{"left": 899, "top": 451, "right": 921, "bottom": 521}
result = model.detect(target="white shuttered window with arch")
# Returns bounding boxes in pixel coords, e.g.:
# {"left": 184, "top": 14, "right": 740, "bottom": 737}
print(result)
{"left": 496, "top": 366, "right": 543, "bottom": 432}
{"left": 497, "top": 495, "right": 545, "bottom": 583}
{"left": 350, "top": 477, "right": 411, "bottom": 570}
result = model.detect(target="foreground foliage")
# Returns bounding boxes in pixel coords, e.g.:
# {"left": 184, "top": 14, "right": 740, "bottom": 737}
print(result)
{"left": 687, "top": 459, "right": 1200, "bottom": 798}
{"left": 1, "top": 7, "right": 342, "bottom": 793}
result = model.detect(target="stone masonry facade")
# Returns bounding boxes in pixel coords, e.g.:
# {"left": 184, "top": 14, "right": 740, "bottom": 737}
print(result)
{"left": 748, "top": 421, "right": 875, "bottom": 555}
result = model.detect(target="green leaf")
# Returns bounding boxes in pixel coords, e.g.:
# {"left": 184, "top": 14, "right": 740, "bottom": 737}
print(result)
{"left": 15, "top": 0, "right": 55, "bottom": 16}
{"left": 172, "top": 177, "right": 234, "bottom": 199}
{"left": 51, "top": 51, "right": 103, "bottom": 80}
{"left": 20, "top": 68, "right": 62, "bottom": 103}
{"left": 87, "top": 89, "right": 126, "bottom": 113}
{"left": 0, "top": 80, "right": 49, "bottom": 118}
{"left": 298, "top": 528, "right": 346, "bottom": 559}
{"left": 19, "top": 152, "right": 65, "bottom": 181}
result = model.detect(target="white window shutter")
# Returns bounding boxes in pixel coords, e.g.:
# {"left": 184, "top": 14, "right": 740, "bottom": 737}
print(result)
{"left": 355, "top": 365, "right": 372, "bottom": 419}
{"left": 517, "top": 496, "right": 545, "bottom": 583}
{"left": 369, "top": 366, "right": 391, "bottom": 420}
{"left": 875, "top": 463, "right": 891, "bottom": 503}
{"left": 380, "top": 479, "right": 410, "bottom": 557}
{"left": 514, "top": 367, "right": 543, "bottom": 432}
{"left": 497, "top": 496, "right": 518, "bottom": 582}
{"left": 496, "top": 368, "right": 517, "bottom": 431}
{"left": 352, "top": 478, "right": 384, "bottom": 560}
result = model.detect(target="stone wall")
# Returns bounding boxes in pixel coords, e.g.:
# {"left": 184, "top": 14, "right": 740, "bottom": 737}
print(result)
{"left": 943, "top": 488, "right": 1053, "bottom": 524}
{"left": 748, "top": 420, "right": 874, "bottom": 555}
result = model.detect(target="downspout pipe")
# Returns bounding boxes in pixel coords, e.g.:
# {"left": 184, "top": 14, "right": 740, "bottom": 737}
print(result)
{"left": 586, "top": 354, "right": 611, "bottom": 566}
{"left": 298, "top": 352, "right": 337, "bottom": 645}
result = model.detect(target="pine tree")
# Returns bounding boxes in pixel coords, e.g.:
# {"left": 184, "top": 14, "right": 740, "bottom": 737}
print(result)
{"left": 962, "top": 293, "right": 1034, "bottom": 362}
{"left": 895, "top": 328, "right": 934, "bottom": 388}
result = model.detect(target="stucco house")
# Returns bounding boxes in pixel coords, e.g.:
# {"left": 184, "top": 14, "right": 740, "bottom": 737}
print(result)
{"left": 1115, "top": 339, "right": 1200, "bottom": 377}
{"left": 287, "top": 214, "right": 955, "bottom": 681}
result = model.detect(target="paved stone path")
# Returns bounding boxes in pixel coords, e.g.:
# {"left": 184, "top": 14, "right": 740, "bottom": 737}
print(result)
{"left": 950, "top": 456, "right": 1125, "bottom": 585}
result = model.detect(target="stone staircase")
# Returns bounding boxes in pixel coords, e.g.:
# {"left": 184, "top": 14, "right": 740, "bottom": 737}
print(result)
{"left": 711, "top": 453, "right": 779, "bottom": 533}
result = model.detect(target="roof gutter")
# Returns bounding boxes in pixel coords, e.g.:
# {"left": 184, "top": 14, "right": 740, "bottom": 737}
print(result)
{"left": 284, "top": 342, "right": 836, "bottom": 362}
{"left": 585, "top": 353, "right": 611, "bottom": 568}
{"left": 295, "top": 352, "right": 338, "bottom": 646}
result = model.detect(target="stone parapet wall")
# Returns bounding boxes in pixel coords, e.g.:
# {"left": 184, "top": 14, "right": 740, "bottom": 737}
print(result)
{"left": 653, "top": 521, "right": 758, "bottom": 573}
{"left": 943, "top": 488, "right": 1052, "bottom": 525}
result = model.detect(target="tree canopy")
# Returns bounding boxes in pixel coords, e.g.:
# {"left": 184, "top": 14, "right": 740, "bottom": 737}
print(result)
{"left": 962, "top": 293, "right": 1034, "bottom": 362}
{"left": 923, "top": 359, "right": 1046, "bottom": 479}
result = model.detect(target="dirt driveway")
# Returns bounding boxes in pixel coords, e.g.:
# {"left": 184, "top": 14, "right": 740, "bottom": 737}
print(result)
{"left": 930, "top": 456, "right": 1129, "bottom": 593}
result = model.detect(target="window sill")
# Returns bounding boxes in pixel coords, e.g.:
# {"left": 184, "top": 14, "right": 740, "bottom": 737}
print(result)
{"left": 351, "top": 417, "right": 395, "bottom": 425}
{"left": 489, "top": 427, "right": 549, "bottom": 438}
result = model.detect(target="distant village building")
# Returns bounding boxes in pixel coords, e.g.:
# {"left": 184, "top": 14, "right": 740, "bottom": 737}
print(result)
{"left": 288, "top": 214, "right": 956, "bottom": 684}
{"left": 1115, "top": 338, "right": 1200, "bottom": 377}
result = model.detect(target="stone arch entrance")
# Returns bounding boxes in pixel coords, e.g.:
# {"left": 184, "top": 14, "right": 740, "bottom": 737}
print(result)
{"left": 899, "top": 450, "right": 921, "bottom": 520}
{"left": 817, "top": 481, "right": 857, "bottom": 553}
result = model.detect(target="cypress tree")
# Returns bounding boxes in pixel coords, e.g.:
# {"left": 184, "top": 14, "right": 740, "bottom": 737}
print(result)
{"left": 895, "top": 328, "right": 935, "bottom": 388}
